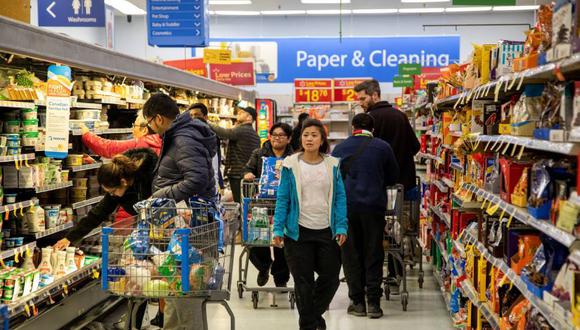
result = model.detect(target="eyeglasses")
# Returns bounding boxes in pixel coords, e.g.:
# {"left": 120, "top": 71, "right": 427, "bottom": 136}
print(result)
{"left": 132, "top": 123, "right": 148, "bottom": 129}
{"left": 146, "top": 116, "right": 157, "bottom": 129}
{"left": 271, "top": 134, "right": 288, "bottom": 139}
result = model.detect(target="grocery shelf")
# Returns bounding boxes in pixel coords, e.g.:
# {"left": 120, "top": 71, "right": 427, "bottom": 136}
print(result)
{"left": 430, "top": 205, "right": 451, "bottom": 227}
{"left": 0, "top": 100, "right": 36, "bottom": 109}
{"left": 102, "top": 128, "right": 133, "bottom": 135}
{"left": 71, "top": 101, "right": 102, "bottom": 110}
{"left": 35, "top": 181, "right": 73, "bottom": 194}
{"left": 462, "top": 231, "right": 574, "bottom": 330}
{"left": 0, "top": 241, "right": 36, "bottom": 260}
{"left": 32, "top": 221, "right": 74, "bottom": 239}
{"left": 452, "top": 192, "right": 482, "bottom": 209}
{"left": 442, "top": 177, "right": 454, "bottom": 188}
{"left": 452, "top": 235, "right": 466, "bottom": 258}
{"left": 433, "top": 180, "right": 449, "bottom": 193}
{"left": 124, "top": 98, "right": 146, "bottom": 104}
{"left": 433, "top": 269, "right": 452, "bottom": 315}
{"left": 69, "top": 162, "right": 102, "bottom": 172}
{"left": 0, "top": 200, "right": 34, "bottom": 214}
{"left": 72, "top": 196, "right": 103, "bottom": 210}
{"left": 460, "top": 278, "right": 500, "bottom": 330}
{"left": 441, "top": 144, "right": 453, "bottom": 149}
{"left": 0, "top": 16, "right": 254, "bottom": 102}
{"left": 450, "top": 163, "right": 464, "bottom": 173}
{"left": 175, "top": 99, "right": 190, "bottom": 106}
{"left": 476, "top": 134, "right": 580, "bottom": 156}
{"left": 0, "top": 153, "right": 35, "bottom": 164}
{"left": 417, "top": 152, "right": 444, "bottom": 164}
{"left": 463, "top": 183, "right": 576, "bottom": 248}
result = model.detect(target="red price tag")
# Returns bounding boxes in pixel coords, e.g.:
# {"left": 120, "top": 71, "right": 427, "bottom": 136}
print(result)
{"left": 294, "top": 79, "right": 333, "bottom": 103}
{"left": 333, "top": 78, "right": 370, "bottom": 103}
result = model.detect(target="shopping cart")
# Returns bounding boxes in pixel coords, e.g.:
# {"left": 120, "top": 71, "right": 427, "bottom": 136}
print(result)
{"left": 237, "top": 181, "right": 296, "bottom": 309}
{"left": 101, "top": 200, "right": 239, "bottom": 330}
{"left": 403, "top": 177, "right": 424, "bottom": 287}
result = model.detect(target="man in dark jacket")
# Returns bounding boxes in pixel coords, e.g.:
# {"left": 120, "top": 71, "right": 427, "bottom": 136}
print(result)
{"left": 355, "top": 79, "right": 420, "bottom": 294}
{"left": 242, "top": 122, "right": 293, "bottom": 288}
{"left": 143, "top": 93, "right": 217, "bottom": 202}
{"left": 332, "top": 113, "right": 399, "bottom": 319}
{"left": 211, "top": 106, "right": 260, "bottom": 203}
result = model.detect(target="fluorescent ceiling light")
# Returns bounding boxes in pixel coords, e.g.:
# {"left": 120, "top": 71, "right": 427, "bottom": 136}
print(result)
{"left": 105, "top": 0, "right": 146, "bottom": 15}
{"left": 399, "top": 7, "right": 445, "bottom": 13}
{"left": 261, "top": 10, "right": 307, "bottom": 15}
{"left": 301, "top": 0, "right": 351, "bottom": 3}
{"left": 352, "top": 9, "right": 398, "bottom": 14}
{"left": 492, "top": 5, "right": 539, "bottom": 11}
{"left": 213, "top": 10, "right": 260, "bottom": 15}
{"left": 306, "top": 9, "right": 352, "bottom": 14}
{"left": 209, "top": 0, "right": 252, "bottom": 4}
{"left": 445, "top": 6, "right": 492, "bottom": 12}
{"left": 402, "top": 0, "right": 449, "bottom": 3}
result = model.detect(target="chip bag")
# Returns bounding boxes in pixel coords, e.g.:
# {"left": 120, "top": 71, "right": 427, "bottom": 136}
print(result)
{"left": 258, "top": 157, "right": 283, "bottom": 198}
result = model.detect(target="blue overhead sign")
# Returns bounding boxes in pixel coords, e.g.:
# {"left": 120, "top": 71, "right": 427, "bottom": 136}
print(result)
{"left": 38, "top": 0, "right": 105, "bottom": 27}
{"left": 197, "top": 36, "right": 460, "bottom": 83}
{"left": 147, "top": 0, "right": 209, "bottom": 47}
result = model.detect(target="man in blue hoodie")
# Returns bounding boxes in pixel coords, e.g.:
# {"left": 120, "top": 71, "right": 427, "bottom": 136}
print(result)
{"left": 143, "top": 93, "right": 217, "bottom": 329}
{"left": 332, "top": 113, "right": 399, "bottom": 319}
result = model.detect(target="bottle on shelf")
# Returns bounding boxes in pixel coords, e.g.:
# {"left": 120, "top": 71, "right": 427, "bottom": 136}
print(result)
{"left": 27, "top": 200, "right": 45, "bottom": 233}
{"left": 38, "top": 247, "right": 53, "bottom": 274}
{"left": 65, "top": 247, "right": 78, "bottom": 274}
{"left": 54, "top": 250, "right": 67, "bottom": 278}
{"left": 22, "top": 248, "right": 35, "bottom": 271}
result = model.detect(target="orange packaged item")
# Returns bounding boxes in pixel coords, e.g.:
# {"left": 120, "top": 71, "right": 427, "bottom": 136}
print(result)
{"left": 510, "top": 235, "right": 541, "bottom": 275}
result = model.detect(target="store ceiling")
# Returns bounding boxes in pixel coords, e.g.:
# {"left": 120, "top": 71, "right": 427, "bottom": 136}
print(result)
{"left": 123, "top": 0, "right": 546, "bottom": 15}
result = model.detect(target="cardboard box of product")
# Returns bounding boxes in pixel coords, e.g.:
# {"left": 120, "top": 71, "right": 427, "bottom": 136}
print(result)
{"left": 470, "top": 100, "right": 493, "bottom": 134}
{"left": 491, "top": 41, "right": 525, "bottom": 79}
{"left": 548, "top": 0, "right": 575, "bottom": 62}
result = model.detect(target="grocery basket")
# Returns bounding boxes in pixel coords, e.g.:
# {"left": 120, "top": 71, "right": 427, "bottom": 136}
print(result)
{"left": 101, "top": 200, "right": 239, "bottom": 330}
{"left": 237, "top": 181, "right": 296, "bottom": 309}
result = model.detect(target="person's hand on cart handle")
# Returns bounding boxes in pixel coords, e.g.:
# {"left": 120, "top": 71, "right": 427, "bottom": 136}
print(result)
{"left": 243, "top": 173, "right": 256, "bottom": 181}
{"left": 54, "top": 238, "right": 71, "bottom": 251}
{"left": 335, "top": 234, "right": 347, "bottom": 247}
{"left": 273, "top": 236, "right": 284, "bottom": 248}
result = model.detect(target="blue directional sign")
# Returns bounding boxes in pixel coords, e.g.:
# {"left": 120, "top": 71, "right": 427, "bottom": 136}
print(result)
{"left": 147, "top": 0, "right": 209, "bottom": 47}
{"left": 38, "top": 0, "right": 105, "bottom": 27}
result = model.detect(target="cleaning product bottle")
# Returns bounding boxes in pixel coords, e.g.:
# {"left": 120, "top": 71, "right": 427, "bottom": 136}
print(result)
{"left": 38, "top": 247, "right": 53, "bottom": 274}
{"left": 65, "top": 247, "right": 77, "bottom": 274}
{"left": 54, "top": 250, "right": 67, "bottom": 278}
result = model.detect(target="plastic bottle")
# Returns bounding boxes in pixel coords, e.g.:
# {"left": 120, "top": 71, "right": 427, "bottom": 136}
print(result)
{"left": 22, "top": 248, "right": 35, "bottom": 271}
{"left": 27, "top": 200, "right": 45, "bottom": 233}
{"left": 65, "top": 247, "right": 78, "bottom": 274}
{"left": 38, "top": 247, "right": 53, "bottom": 274}
{"left": 54, "top": 250, "right": 67, "bottom": 278}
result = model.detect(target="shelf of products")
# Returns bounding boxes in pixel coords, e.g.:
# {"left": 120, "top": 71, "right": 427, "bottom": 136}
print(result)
{"left": 0, "top": 154, "right": 35, "bottom": 164}
{"left": 460, "top": 278, "right": 500, "bottom": 330}
{"left": 475, "top": 135, "right": 580, "bottom": 156}
{"left": 0, "top": 242, "right": 36, "bottom": 260}
{"left": 0, "top": 200, "right": 34, "bottom": 214}
{"left": 72, "top": 196, "right": 103, "bottom": 210}
{"left": 68, "top": 163, "right": 102, "bottom": 173}
{"left": 0, "top": 100, "right": 36, "bottom": 109}
{"left": 32, "top": 222, "right": 74, "bottom": 239}
{"left": 430, "top": 205, "right": 451, "bottom": 227}
{"left": 35, "top": 181, "right": 73, "bottom": 194}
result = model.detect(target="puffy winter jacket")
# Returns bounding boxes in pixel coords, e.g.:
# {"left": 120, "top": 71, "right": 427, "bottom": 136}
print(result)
{"left": 152, "top": 112, "right": 217, "bottom": 202}
{"left": 212, "top": 123, "right": 260, "bottom": 179}
{"left": 66, "top": 148, "right": 158, "bottom": 244}
{"left": 242, "top": 140, "right": 293, "bottom": 178}
{"left": 82, "top": 132, "right": 162, "bottom": 158}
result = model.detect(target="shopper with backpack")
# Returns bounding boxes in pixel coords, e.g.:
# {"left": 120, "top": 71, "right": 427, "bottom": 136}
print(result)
{"left": 332, "top": 113, "right": 399, "bottom": 319}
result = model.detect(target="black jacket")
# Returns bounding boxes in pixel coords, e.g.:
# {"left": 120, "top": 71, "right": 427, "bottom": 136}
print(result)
{"left": 66, "top": 148, "right": 158, "bottom": 244}
{"left": 290, "top": 125, "right": 302, "bottom": 151}
{"left": 242, "top": 140, "right": 294, "bottom": 178}
{"left": 212, "top": 123, "right": 260, "bottom": 179}
{"left": 367, "top": 101, "right": 420, "bottom": 191}
{"left": 153, "top": 112, "right": 217, "bottom": 202}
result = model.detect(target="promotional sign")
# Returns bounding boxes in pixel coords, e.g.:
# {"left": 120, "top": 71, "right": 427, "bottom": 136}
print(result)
{"left": 38, "top": 0, "right": 105, "bottom": 27}
{"left": 147, "top": 0, "right": 208, "bottom": 47}
{"left": 200, "top": 36, "right": 460, "bottom": 83}
{"left": 393, "top": 75, "right": 414, "bottom": 88}
{"left": 209, "top": 62, "right": 255, "bottom": 86}
{"left": 45, "top": 65, "right": 72, "bottom": 159}
{"left": 333, "top": 78, "right": 370, "bottom": 103}
{"left": 294, "top": 79, "right": 333, "bottom": 104}
{"left": 203, "top": 49, "right": 232, "bottom": 64}
{"left": 414, "top": 67, "right": 443, "bottom": 90}
{"left": 399, "top": 63, "right": 422, "bottom": 76}
{"left": 256, "top": 99, "right": 276, "bottom": 145}
{"left": 164, "top": 58, "right": 208, "bottom": 77}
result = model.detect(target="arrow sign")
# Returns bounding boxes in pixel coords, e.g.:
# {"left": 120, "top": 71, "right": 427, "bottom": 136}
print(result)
{"left": 46, "top": 1, "right": 56, "bottom": 18}
{"left": 147, "top": 0, "right": 208, "bottom": 47}
{"left": 38, "top": 0, "right": 105, "bottom": 27}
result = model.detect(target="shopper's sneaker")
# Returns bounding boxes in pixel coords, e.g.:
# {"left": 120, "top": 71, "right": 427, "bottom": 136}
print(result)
{"left": 150, "top": 311, "right": 164, "bottom": 327}
{"left": 367, "top": 304, "right": 384, "bottom": 319}
{"left": 347, "top": 302, "right": 367, "bottom": 317}
{"left": 257, "top": 270, "right": 269, "bottom": 287}
{"left": 316, "top": 316, "right": 327, "bottom": 330}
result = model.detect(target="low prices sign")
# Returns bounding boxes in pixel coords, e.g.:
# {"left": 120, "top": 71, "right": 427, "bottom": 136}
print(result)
{"left": 209, "top": 62, "right": 255, "bottom": 86}
{"left": 333, "top": 78, "right": 369, "bottom": 103}
{"left": 294, "top": 79, "right": 333, "bottom": 103}
{"left": 414, "top": 67, "right": 443, "bottom": 90}
{"left": 164, "top": 58, "right": 208, "bottom": 77}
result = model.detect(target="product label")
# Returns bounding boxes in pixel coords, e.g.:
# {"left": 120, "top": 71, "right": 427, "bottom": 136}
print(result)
{"left": 294, "top": 79, "right": 333, "bottom": 103}
{"left": 45, "top": 65, "right": 72, "bottom": 159}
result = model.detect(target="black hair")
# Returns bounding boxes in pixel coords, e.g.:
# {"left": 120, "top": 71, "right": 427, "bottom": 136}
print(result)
{"left": 143, "top": 93, "right": 179, "bottom": 120}
{"left": 270, "top": 122, "right": 292, "bottom": 137}
{"left": 354, "top": 79, "right": 381, "bottom": 98}
{"left": 352, "top": 113, "right": 375, "bottom": 131}
{"left": 189, "top": 103, "right": 208, "bottom": 117}
{"left": 300, "top": 119, "right": 330, "bottom": 154}
{"left": 298, "top": 112, "right": 309, "bottom": 124}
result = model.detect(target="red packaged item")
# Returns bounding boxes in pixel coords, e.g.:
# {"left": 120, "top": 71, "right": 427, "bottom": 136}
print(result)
{"left": 499, "top": 158, "right": 531, "bottom": 204}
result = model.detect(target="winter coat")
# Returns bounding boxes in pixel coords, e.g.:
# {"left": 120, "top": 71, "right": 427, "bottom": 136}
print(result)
{"left": 242, "top": 140, "right": 294, "bottom": 178}
{"left": 332, "top": 135, "right": 400, "bottom": 212}
{"left": 81, "top": 132, "right": 162, "bottom": 158}
{"left": 212, "top": 123, "right": 260, "bottom": 179}
{"left": 152, "top": 112, "right": 217, "bottom": 202}
{"left": 273, "top": 153, "right": 348, "bottom": 241}
{"left": 66, "top": 148, "right": 158, "bottom": 244}
{"left": 367, "top": 101, "right": 420, "bottom": 191}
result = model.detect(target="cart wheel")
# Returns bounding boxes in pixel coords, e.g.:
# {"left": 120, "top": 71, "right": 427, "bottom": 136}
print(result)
{"left": 252, "top": 291, "right": 259, "bottom": 309}
{"left": 402, "top": 293, "right": 409, "bottom": 311}
{"left": 384, "top": 285, "right": 390, "bottom": 301}
{"left": 418, "top": 272, "right": 424, "bottom": 289}
{"left": 237, "top": 282, "right": 244, "bottom": 299}
{"left": 289, "top": 292, "right": 296, "bottom": 310}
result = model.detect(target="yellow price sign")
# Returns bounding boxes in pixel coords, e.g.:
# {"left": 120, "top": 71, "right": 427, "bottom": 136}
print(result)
{"left": 203, "top": 49, "right": 232, "bottom": 64}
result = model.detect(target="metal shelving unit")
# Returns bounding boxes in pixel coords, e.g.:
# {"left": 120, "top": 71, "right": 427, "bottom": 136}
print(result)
{"left": 476, "top": 134, "right": 580, "bottom": 156}
{"left": 68, "top": 163, "right": 102, "bottom": 172}
{"left": 460, "top": 278, "right": 500, "bottom": 330}
{"left": 0, "top": 100, "right": 36, "bottom": 109}
{"left": 31, "top": 222, "right": 74, "bottom": 239}
{"left": 72, "top": 196, "right": 103, "bottom": 210}
{"left": 430, "top": 205, "right": 451, "bottom": 227}
{"left": 35, "top": 181, "right": 73, "bottom": 194}
{"left": 0, "top": 242, "right": 36, "bottom": 260}
{"left": 0, "top": 200, "right": 34, "bottom": 214}
{"left": 0, "top": 154, "right": 35, "bottom": 164}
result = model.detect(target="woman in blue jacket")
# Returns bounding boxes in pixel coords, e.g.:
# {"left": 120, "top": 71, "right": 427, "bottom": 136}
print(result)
{"left": 273, "top": 119, "right": 348, "bottom": 330}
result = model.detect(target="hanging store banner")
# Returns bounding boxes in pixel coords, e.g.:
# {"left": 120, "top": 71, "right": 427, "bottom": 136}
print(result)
{"left": 333, "top": 78, "right": 371, "bottom": 103}
{"left": 147, "top": 0, "right": 209, "bottom": 47}
{"left": 399, "top": 63, "right": 422, "bottom": 76}
{"left": 45, "top": 65, "right": 72, "bottom": 159}
{"left": 393, "top": 75, "right": 414, "bottom": 88}
{"left": 294, "top": 79, "right": 333, "bottom": 104}
{"left": 38, "top": 0, "right": 105, "bottom": 27}
{"left": 209, "top": 62, "right": 255, "bottom": 86}
{"left": 195, "top": 36, "right": 460, "bottom": 83}
{"left": 163, "top": 58, "right": 208, "bottom": 77}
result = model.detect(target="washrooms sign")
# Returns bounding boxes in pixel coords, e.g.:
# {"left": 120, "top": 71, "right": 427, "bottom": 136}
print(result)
{"left": 38, "top": 0, "right": 105, "bottom": 27}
